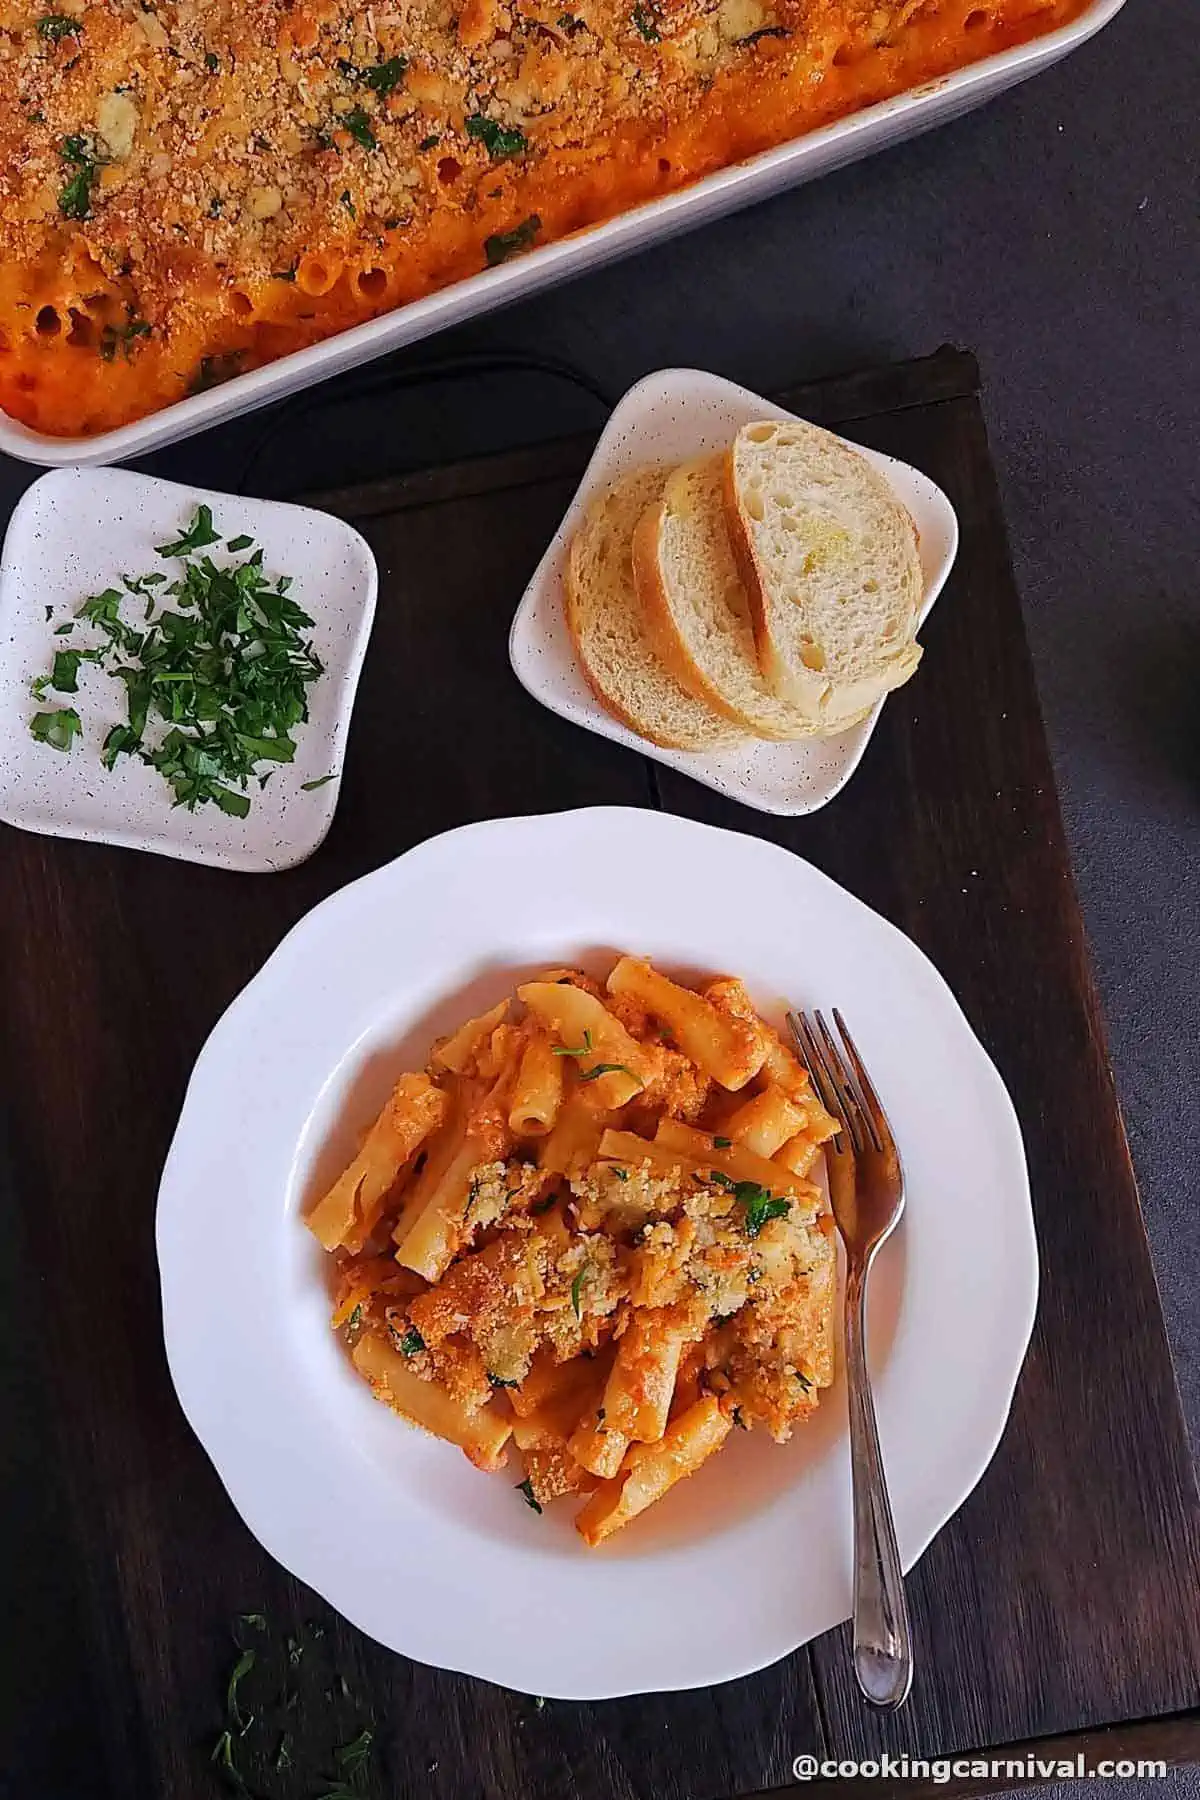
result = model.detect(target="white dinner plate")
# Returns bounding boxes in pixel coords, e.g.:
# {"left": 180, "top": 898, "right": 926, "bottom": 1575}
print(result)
{"left": 509, "top": 369, "right": 959, "bottom": 816}
{"left": 157, "top": 806, "right": 1037, "bottom": 1699}
{"left": 0, "top": 469, "right": 377, "bottom": 872}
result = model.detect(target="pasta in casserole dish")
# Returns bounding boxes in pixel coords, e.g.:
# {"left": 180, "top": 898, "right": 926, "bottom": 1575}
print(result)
{"left": 307, "top": 955, "right": 841, "bottom": 1543}
{"left": 0, "top": 0, "right": 1086, "bottom": 437}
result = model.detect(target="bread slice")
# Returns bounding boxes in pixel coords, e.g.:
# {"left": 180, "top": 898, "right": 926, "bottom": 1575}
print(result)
{"left": 565, "top": 468, "right": 743, "bottom": 752}
{"left": 632, "top": 455, "right": 875, "bottom": 741}
{"left": 723, "top": 419, "right": 923, "bottom": 723}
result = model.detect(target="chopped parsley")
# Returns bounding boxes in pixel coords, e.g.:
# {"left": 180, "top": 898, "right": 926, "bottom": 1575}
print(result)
{"left": 488, "top": 1371, "right": 520, "bottom": 1388}
{"left": 204, "top": 49, "right": 220, "bottom": 69}
{"left": 418, "top": 132, "right": 440, "bottom": 150}
{"left": 398, "top": 1326, "right": 425, "bottom": 1355}
{"left": 578, "top": 1061, "right": 638, "bottom": 1084}
{"left": 516, "top": 1477, "right": 542, "bottom": 1513}
{"left": 465, "top": 113, "right": 527, "bottom": 159}
{"left": 553, "top": 1029, "right": 592, "bottom": 1057}
{"left": 611, "top": 1167, "right": 629, "bottom": 1181}
{"left": 339, "top": 189, "right": 356, "bottom": 216}
{"left": 738, "top": 23, "right": 790, "bottom": 41}
{"left": 188, "top": 351, "right": 242, "bottom": 393}
{"left": 209, "top": 1730, "right": 246, "bottom": 1791}
{"left": 345, "top": 1304, "right": 363, "bottom": 1332}
{"left": 58, "top": 134, "right": 102, "bottom": 220}
{"left": 794, "top": 1370, "right": 813, "bottom": 1391}
{"left": 77, "top": 587, "right": 121, "bottom": 626}
{"left": 361, "top": 55, "right": 407, "bottom": 94}
{"left": 732, "top": 1182, "right": 790, "bottom": 1237}
{"left": 632, "top": 3, "right": 661, "bottom": 39}
{"left": 29, "top": 707, "right": 80, "bottom": 751}
{"left": 343, "top": 107, "right": 377, "bottom": 151}
{"left": 713, "top": 1136, "right": 732, "bottom": 1148}
{"left": 338, "top": 53, "right": 407, "bottom": 94}
{"left": 98, "top": 316, "right": 151, "bottom": 362}
{"left": 38, "top": 647, "right": 85, "bottom": 692}
{"left": 272, "top": 260, "right": 299, "bottom": 282}
{"left": 238, "top": 1612, "right": 267, "bottom": 1630}
{"left": 37, "top": 12, "right": 81, "bottom": 37}
{"left": 335, "top": 1728, "right": 374, "bottom": 1774}
{"left": 29, "top": 511, "right": 325, "bottom": 817}
{"left": 570, "top": 1264, "right": 590, "bottom": 1318}
{"left": 155, "top": 503, "right": 220, "bottom": 555}
{"left": 226, "top": 1648, "right": 256, "bottom": 1732}
{"left": 301, "top": 773, "right": 336, "bottom": 790}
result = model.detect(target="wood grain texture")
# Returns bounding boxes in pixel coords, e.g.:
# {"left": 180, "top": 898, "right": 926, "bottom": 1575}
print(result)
{"left": 655, "top": 361, "right": 1200, "bottom": 1758}
{"left": 749, "top": 1709, "right": 1200, "bottom": 1800}
{"left": 1, "top": 350, "right": 1197, "bottom": 1800}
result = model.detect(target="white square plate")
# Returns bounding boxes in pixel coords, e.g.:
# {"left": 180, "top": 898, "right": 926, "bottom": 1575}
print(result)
{"left": 509, "top": 368, "right": 958, "bottom": 816}
{"left": 0, "top": 469, "right": 377, "bottom": 872}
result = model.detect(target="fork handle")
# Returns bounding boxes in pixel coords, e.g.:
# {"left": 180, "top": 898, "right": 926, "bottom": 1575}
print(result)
{"left": 845, "top": 1256, "right": 913, "bottom": 1710}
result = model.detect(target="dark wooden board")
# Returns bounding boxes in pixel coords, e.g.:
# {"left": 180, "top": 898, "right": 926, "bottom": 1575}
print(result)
{"left": 1, "top": 349, "right": 1197, "bottom": 1800}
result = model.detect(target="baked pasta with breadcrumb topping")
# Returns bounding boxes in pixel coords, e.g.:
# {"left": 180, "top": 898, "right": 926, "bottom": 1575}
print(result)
{"left": 0, "top": 0, "right": 1087, "bottom": 436}
{"left": 306, "top": 954, "right": 842, "bottom": 1544}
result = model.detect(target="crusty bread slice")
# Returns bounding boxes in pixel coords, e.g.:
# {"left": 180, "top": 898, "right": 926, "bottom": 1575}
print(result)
{"left": 723, "top": 419, "right": 923, "bottom": 723}
{"left": 566, "top": 468, "right": 743, "bottom": 752}
{"left": 632, "top": 455, "right": 868, "bottom": 741}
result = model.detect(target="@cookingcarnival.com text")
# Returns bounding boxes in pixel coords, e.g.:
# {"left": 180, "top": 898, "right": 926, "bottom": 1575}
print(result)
{"left": 792, "top": 1755, "right": 1169, "bottom": 1783}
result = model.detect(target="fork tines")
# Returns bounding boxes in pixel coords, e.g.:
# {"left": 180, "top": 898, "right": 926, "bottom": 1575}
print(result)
{"left": 787, "top": 1008, "right": 888, "bottom": 1157}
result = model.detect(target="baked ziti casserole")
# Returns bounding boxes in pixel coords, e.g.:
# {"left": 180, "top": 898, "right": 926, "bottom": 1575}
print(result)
{"left": 307, "top": 955, "right": 841, "bottom": 1544}
{"left": 2, "top": 0, "right": 1087, "bottom": 437}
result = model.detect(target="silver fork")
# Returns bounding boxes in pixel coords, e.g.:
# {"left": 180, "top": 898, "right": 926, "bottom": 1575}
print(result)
{"left": 788, "top": 1007, "right": 913, "bottom": 1712}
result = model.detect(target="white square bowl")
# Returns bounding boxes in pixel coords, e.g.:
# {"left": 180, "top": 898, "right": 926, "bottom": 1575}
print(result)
{"left": 509, "top": 368, "right": 958, "bottom": 816}
{"left": 0, "top": 469, "right": 377, "bottom": 872}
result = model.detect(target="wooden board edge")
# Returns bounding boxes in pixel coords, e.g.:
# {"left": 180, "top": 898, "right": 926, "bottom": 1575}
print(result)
{"left": 296, "top": 348, "right": 982, "bottom": 521}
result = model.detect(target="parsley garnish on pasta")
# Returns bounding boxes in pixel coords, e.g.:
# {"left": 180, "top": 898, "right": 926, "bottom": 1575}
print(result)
{"left": 36, "top": 13, "right": 81, "bottom": 39}
{"left": 57, "top": 134, "right": 103, "bottom": 220}
{"left": 734, "top": 1183, "right": 791, "bottom": 1237}
{"left": 578, "top": 1061, "right": 639, "bottom": 1084}
{"left": 465, "top": 114, "right": 528, "bottom": 159}
{"left": 483, "top": 216, "right": 541, "bottom": 266}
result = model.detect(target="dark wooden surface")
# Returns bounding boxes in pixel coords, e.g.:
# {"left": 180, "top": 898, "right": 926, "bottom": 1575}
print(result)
{"left": 752, "top": 1711, "right": 1200, "bottom": 1800}
{"left": 2, "top": 349, "right": 1198, "bottom": 1800}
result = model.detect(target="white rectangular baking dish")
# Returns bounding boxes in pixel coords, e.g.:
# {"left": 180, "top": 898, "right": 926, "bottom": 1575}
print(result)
{"left": 0, "top": 0, "right": 1124, "bottom": 469}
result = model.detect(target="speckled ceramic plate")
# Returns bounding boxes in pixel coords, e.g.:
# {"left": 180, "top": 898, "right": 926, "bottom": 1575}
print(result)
{"left": 508, "top": 368, "right": 958, "bottom": 816}
{"left": 0, "top": 469, "right": 377, "bottom": 872}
